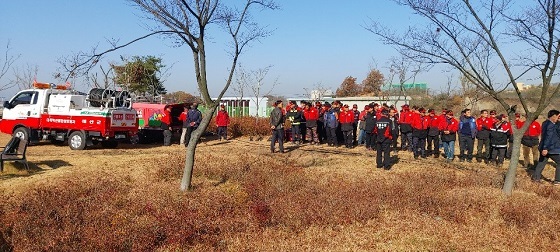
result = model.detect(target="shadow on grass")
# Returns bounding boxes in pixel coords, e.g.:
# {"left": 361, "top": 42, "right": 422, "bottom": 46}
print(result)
{"left": 0, "top": 159, "right": 72, "bottom": 180}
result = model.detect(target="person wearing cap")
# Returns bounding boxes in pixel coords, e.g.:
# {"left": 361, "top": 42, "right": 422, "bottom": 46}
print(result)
{"left": 161, "top": 105, "right": 173, "bottom": 146}
{"left": 215, "top": 104, "right": 230, "bottom": 141}
{"left": 389, "top": 108, "right": 400, "bottom": 154}
{"left": 426, "top": 108, "right": 441, "bottom": 158}
{"left": 303, "top": 102, "right": 320, "bottom": 145}
{"left": 532, "top": 110, "right": 560, "bottom": 184}
{"left": 286, "top": 102, "right": 303, "bottom": 145}
{"left": 439, "top": 110, "right": 459, "bottom": 162}
{"left": 489, "top": 110, "right": 498, "bottom": 123}
{"left": 338, "top": 104, "right": 355, "bottom": 148}
{"left": 323, "top": 103, "right": 338, "bottom": 147}
{"left": 184, "top": 103, "right": 203, "bottom": 147}
{"left": 299, "top": 100, "right": 308, "bottom": 143}
{"left": 179, "top": 105, "right": 189, "bottom": 146}
{"left": 374, "top": 109, "right": 394, "bottom": 169}
{"left": 352, "top": 104, "right": 360, "bottom": 145}
{"left": 364, "top": 104, "right": 378, "bottom": 150}
{"left": 399, "top": 104, "right": 414, "bottom": 151}
{"left": 269, "top": 100, "right": 286, "bottom": 153}
{"left": 505, "top": 113, "right": 522, "bottom": 160}
{"left": 316, "top": 101, "right": 326, "bottom": 144}
{"left": 489, "top": 114, "right": 512, "bottom": 167}
{"left": 458, "top": 108, "right": 477, "bottom": 162}
{"left": 357, "top": 105, "right": 369, "bottom": 145}
{"left": 476, "top": 109, "right": 493, "bottom": 163}
{"left": 411, "top": 107, "right": 430, "bottom": 159}
{"left": 518, "top": 114, "right": 541, "bottom": 169}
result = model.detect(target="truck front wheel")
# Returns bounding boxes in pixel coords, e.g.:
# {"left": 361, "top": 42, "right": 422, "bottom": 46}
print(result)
{"left": 13, "top": 127, "right": 29, "bottom": 141}
{"left": 68, "top": 131, "right": 86, "bottom": 150}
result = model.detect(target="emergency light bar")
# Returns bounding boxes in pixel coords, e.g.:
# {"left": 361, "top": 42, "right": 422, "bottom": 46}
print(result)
{"left": 33, "top": 81, "right": 68, "bottom": 90}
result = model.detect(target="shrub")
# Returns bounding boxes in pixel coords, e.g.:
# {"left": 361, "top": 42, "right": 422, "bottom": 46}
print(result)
{"left": 206, "top": 116, "right": 271, "bottom": 138}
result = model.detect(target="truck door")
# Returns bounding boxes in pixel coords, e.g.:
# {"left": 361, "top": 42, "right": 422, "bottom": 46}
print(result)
{"left": 2, "top": 90, "right": 41, "bottom": 128}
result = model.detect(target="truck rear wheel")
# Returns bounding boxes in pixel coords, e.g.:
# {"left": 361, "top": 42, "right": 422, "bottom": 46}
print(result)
{"left": 68, "top": 131, "right": 86, "bottom": 150}
{"left": 13, "top": 127, "right": 29, "bottom": 141}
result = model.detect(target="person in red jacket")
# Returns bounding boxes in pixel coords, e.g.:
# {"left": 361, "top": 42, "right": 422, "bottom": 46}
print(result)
{"left": 439, "top": 111, "right": 459, "bottom": 162}
{"left": 517, "top": 114, "right": 542, "bottom": 169}
{"left": 426, "top": 109, "right": 441, "bottom": 158}
{"left": 411, "top": 107, "right": 429, "bottom": 159}
{"left": 179, "top": 106, "right": 189, "bottom": 146}
{"left": 338, "top": 104, "right": 355, "bottom": 148}
{"left": 161, "top": 105, "right": 173, "bottom": 146}
{"left": 399, "top": 104, "right": 414, "bottom": 151}
{"left": 215, "top": 104, "right": 230, "bottom": 141}
{"left": 476, "top": 109, "right": 493, "bottom": 163}
{"left": 490, "top": 114, "right": 513, "bottom": 166}
{"left": 303, "top": 102, "right": 320, "bottom": 145}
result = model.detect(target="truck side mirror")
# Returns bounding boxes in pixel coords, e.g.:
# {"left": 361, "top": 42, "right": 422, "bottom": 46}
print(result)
{"left": 3, "top": 101, "right": 11, "bottom": 109}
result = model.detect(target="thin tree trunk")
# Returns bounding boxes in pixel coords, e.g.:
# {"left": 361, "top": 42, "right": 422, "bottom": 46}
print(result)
{"left": 502, "top": 130, "right": 525, "bottom": 195}
{"left": 180, "top": 106, "right": 217, "bottom": 191}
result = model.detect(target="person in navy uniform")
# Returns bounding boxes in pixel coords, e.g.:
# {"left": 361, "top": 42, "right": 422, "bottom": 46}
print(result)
{"left": 374, "top": 109, "right": 394, "bottom": 170}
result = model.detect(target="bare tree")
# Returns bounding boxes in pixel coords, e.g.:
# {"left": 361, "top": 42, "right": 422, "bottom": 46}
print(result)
{"left": 132, "top": 0, "right": 277, "bottom": 190}
{"left": 0, "top": 41, "right": 19, "bottom": 91}
{"left": 383, "top": 56, "right": 424, "bottom": 105}
{"left": 11, "top": 64, "right": 38, "bottom": 90}
{"left": 368, "top": 0, "right": 560, "bottom": 195}
{"left": 233, "top": 64, "right": 249, "bottom": 116}
{"left": 247, "top": 65, "right": 277, "bottom": 118}
{"left": 86, "top": 65, "right": 114, "bottom": 89}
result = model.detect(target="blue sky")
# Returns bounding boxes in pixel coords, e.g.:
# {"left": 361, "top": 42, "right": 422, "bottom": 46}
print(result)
{"left": 0, "top": 1, "right": 452, "bottom": 99}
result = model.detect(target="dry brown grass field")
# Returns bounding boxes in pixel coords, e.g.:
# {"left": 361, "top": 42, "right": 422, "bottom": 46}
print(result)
{"left": 1, "top": 132, "right": 560, "bottom": 251}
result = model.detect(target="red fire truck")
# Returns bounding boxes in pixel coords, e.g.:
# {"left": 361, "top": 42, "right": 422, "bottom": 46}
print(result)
{"left": 0, "top": 82, "right": 138, "bottom": 150}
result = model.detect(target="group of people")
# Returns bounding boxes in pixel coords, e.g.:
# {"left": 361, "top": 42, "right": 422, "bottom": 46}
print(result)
{"left": 161, "top": 103, "right": 230, "bottom": 147}
{"left": 269, "top": 99, "right": 560, "bottom": 184}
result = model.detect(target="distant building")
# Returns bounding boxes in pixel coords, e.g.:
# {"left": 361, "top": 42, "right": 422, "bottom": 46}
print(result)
{"left": 382, "top": 82, "right": 428, "bottom": 91}
{"left": 515, "top": 82, "right": 533, "bottom": 91}
{"left": 309, "top": 89, "right": 334, "bottom": 100}
{"left": 213, "top": 96, "right": 269, "bottom": 117}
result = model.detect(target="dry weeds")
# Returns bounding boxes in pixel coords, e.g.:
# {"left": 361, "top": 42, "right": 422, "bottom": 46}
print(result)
{"left": 1, "top": 133, "right": 560, "bottom": 251}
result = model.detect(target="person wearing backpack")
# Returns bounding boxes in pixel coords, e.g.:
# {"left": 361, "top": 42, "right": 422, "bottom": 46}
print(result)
{"left": 518, "top": 114, "right": 541, "bottom": 169}
{"left": 323, "top": 103, "right": 338, "bottom": 147}
{"left": 374, "top": 109, "right": 394, "bottom": 169}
